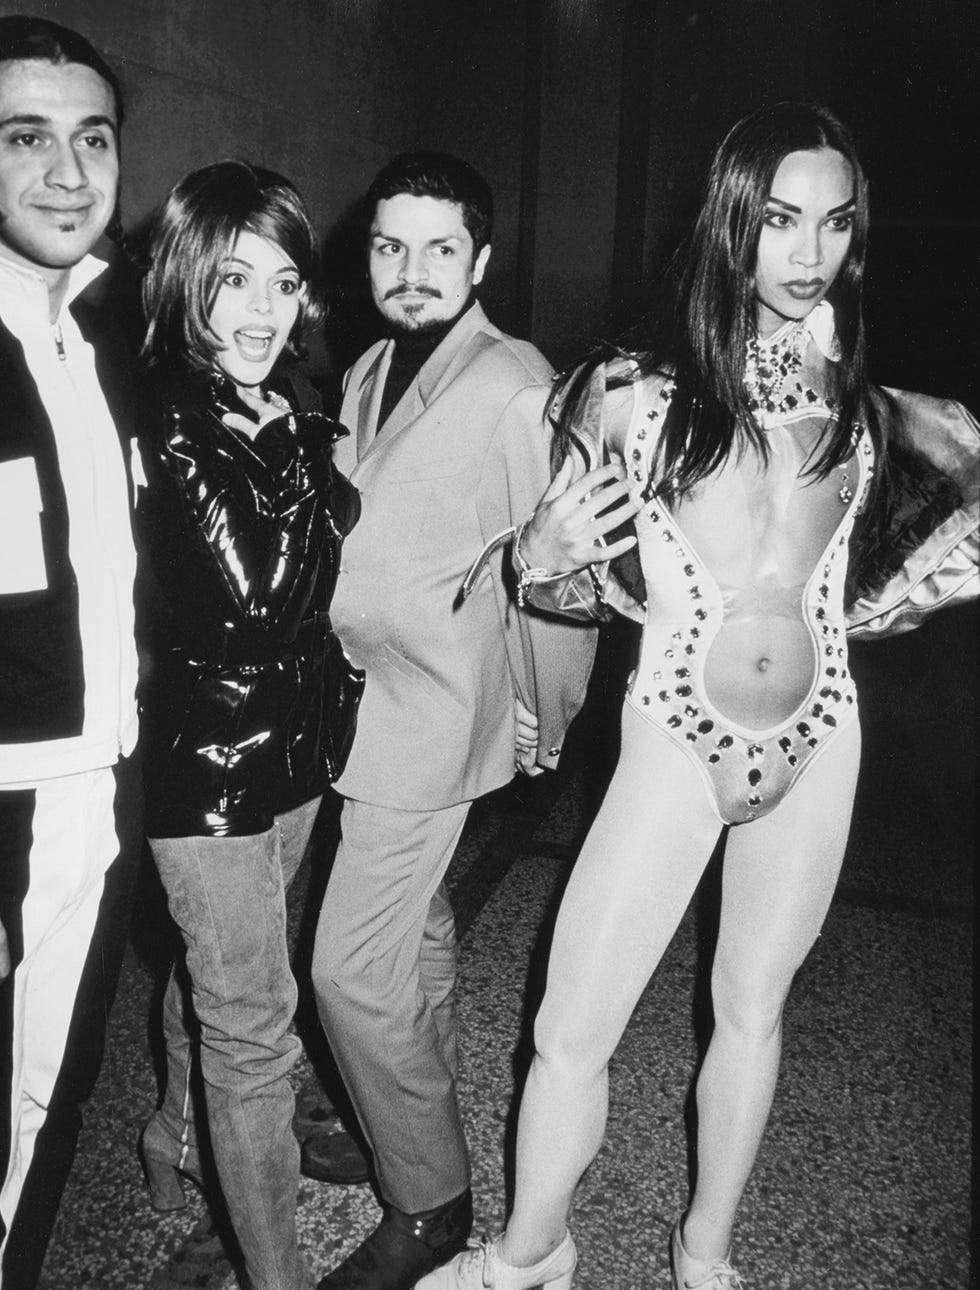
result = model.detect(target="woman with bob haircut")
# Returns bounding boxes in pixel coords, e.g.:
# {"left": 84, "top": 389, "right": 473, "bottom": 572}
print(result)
{"left": 136, "top": 159, "right": 363, "bottom": 1290}
{"left": 420, "top": 102, "right": 977, "bottom": 1290}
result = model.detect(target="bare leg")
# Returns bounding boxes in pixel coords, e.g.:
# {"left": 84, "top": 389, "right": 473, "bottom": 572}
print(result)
{"left": 502, "top": 705, "right": 723, "bottom": 1266}
{"left": 682, "top": 720, "right": 861, "bottom": 1260}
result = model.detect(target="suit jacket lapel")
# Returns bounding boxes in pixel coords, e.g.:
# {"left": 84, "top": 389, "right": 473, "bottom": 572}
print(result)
{"left": 416, "top": 301, "right": 488, "bottom": 407}
{"left": 346, "top": 341, "right": 390, "bottom": 462}
{"left": 372, "top": 366, "right": 424, "bottom": 449}
{"left": 356, "top": 302, "right": 491, "bottom": 459}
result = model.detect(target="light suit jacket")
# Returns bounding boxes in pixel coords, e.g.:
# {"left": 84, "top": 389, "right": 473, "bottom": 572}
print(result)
{"left": 331, "top": 302, "right": 597, "bottom": 811}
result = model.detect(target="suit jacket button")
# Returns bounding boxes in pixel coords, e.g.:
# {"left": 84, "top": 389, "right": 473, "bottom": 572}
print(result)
{"left": 548, "top": 746, "right": 561, "bottom": 758}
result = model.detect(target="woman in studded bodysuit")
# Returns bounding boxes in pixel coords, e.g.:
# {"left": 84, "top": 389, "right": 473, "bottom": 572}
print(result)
{"left": 417, "top": 103, "right": 978, "bottom": 1290}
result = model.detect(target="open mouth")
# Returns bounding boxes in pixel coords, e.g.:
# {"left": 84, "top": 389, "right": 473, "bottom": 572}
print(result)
{"left": 234, "top": 328, "right": 278, "bottom": 361}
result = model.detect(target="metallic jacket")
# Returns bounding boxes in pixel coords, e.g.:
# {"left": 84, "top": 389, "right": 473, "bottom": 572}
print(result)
{"left": 136, "top": 372, "right": 363, "bottom": 838}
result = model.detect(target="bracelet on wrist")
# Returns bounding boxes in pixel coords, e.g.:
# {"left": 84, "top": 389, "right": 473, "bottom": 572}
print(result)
{"left": 514, "top": 518, "right": 566, "bottom": 606}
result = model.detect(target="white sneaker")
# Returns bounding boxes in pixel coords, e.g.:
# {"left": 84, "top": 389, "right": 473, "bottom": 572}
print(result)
{"left": 670, "top": 1220, "right": 744, "bottom": 1289}
{"left": 414, "top": 1232, "right": 576, "bottom": 1290}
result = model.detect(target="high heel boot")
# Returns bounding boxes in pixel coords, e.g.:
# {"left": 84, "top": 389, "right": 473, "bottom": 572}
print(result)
{"left": 414, "top": 1231, "right": 576, "bottom": 1290}
{"left": 138, "top": 1116, "right": 205, "bottom": 1212}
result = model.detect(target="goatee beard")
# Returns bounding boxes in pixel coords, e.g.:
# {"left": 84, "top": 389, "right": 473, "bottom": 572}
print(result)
{"left": 389, "top": 313, "right": 452, "bottom": 340}
{"left": 388, "top": 298, "right": 472, "bottom": 342}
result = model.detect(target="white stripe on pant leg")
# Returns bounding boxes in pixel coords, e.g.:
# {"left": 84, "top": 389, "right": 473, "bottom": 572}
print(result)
{"left": 0, "top": 768, "right": 118, "bottom": 1255}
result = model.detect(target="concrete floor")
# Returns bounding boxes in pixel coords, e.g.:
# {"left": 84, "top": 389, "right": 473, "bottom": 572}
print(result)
{"left": 37, "top": 607, "right": 975, "bottom": 1290}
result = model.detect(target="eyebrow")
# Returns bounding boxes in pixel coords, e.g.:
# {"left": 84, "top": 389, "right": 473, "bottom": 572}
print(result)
{"left": 765, "top": 195, "right": 857, "bottom": 216}
{"left": 79, "top": 113, "right": 117, "bottom": 132}
{"left": 220, "top": 256, "right": 299, "bottom": 274}
{"left": 370, "top": 232, "right": 463, "bottom": 246}
{"left": 0, "top": 111, "right": 118, "bottom": 134}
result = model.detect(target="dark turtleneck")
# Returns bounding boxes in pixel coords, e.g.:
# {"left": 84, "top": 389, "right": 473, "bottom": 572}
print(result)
{"left": 377, "top": 301, "right": 474, "bottom": 431}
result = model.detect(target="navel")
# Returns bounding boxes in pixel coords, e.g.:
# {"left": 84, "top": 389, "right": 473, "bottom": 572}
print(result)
{"left": 756, "top": 656, "right": 771, "bottom": 673}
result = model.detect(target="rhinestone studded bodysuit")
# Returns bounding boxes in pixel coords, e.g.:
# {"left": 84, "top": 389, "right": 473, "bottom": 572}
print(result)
{"left": 622, "top": 311, "right": 875, "bottom": 825}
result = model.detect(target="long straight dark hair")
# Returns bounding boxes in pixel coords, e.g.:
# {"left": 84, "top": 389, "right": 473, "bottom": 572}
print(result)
{"left": 552, "top": 102, "right": 885, "bottom": 499}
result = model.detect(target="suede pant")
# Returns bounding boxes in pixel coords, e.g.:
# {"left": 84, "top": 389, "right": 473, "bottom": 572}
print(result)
{"left": 148, "top": 796, "right": 320, "bottom": 1290}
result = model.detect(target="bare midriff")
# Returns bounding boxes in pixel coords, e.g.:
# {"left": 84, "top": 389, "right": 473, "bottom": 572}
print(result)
{"left": 603, "top": 377, "right": 855, "bottom": 733}
{"left": 702, "top": 614, "right": 815, "bottom": 728}
{"left": 670, "top": 430, "right": 851, "bottom": 730}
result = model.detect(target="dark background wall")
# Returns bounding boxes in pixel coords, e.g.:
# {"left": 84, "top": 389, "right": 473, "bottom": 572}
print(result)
{"left": 8, "top": 0, "right": 976, "bottom": 404}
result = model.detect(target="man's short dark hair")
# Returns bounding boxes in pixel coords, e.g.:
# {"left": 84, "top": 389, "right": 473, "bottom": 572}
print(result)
{"left": 366, "top": 152, "right": 493, "bottom": 253}
{"left": 0, "top": 14, "right": 123, "bottom": 125}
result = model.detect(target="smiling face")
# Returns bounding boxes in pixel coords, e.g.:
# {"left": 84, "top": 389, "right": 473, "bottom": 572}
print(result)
{"left": 369, "top": 193, "right": 490, "bottom": 337}
{"left": 208, "top": 230, "right": 304, "bottom": 390}
{"left": 0, "top": 58, "right": 118, "bottom": 287}
{"left": 754, "top": 147, "right": 855, "bottom": 338}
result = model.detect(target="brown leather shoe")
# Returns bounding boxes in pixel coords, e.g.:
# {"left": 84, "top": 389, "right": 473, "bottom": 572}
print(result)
{"left": 148, "top": 1214, "right": 236, "bottom": 1289}
{"left": 293, "top": 1082, "right": 337, "bottom": 1139}
{"left": 315, "top": 1189, "right": 473, "bottom": 1290}
{"left": 300, "top": 1120, "right": 371, "bottom": 1185}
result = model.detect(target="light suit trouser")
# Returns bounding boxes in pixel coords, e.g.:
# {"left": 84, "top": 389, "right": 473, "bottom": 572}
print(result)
{"left": 312, "top": 797, "right": 471, "bottom": 1213}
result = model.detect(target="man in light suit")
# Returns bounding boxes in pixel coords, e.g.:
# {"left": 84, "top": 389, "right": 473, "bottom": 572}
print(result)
{"left": 311, "top": 154, "right": 596, "bottom": 1290}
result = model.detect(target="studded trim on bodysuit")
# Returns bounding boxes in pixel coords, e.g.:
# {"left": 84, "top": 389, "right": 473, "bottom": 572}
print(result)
{"left": 623, "top": 333, "right": 875, "bottom": 826}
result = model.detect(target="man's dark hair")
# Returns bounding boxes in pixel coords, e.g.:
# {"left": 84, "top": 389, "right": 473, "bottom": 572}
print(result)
{"left": 0, "top": 14, "right": 123, "bottom": 125}
{"left": 366, "top": 152, "right": 493, "bottom": 253}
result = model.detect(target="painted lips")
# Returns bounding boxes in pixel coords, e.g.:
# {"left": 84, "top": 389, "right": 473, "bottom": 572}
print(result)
{"left": 783, "top": 279, "right": 825, "bottom": 300}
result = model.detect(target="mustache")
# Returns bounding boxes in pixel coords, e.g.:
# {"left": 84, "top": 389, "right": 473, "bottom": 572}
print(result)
{"left": 384, "top": 285, "right": 442, "bottom": 300}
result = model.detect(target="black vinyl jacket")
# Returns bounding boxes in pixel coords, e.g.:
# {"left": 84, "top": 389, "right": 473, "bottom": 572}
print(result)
{"left": 136, "top": 369, "right": 363, "bottom": 838}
